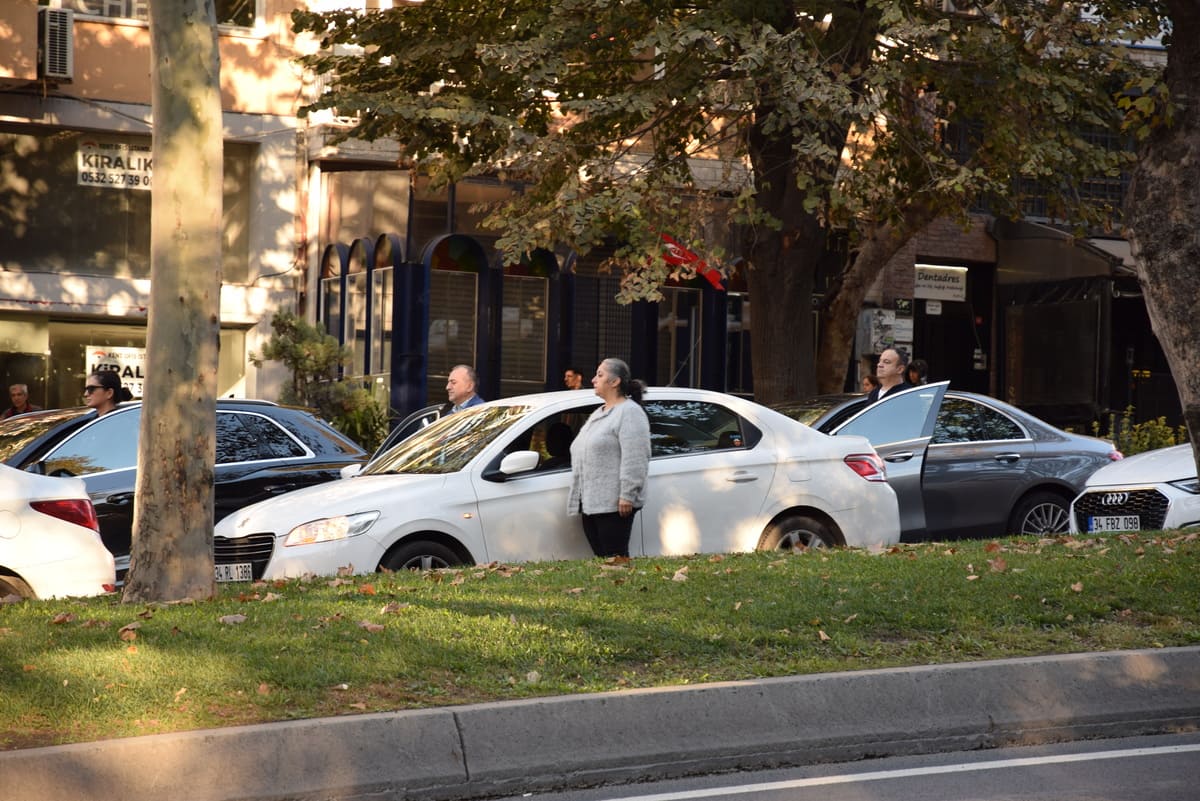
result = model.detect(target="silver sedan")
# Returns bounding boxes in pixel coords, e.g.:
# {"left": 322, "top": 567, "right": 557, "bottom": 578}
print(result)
{"left": 775, "top": 382, "right": 1123, "bottom": 541}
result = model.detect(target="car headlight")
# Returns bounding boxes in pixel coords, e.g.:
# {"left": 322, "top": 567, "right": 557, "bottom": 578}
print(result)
{"left": 283, "top": 511, "right": 380, "bottom": 547}
{"left": 1168, "top": 477, "right": 1200, "bottom": 494}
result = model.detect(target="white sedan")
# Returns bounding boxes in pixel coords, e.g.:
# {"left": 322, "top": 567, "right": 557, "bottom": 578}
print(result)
{"left": 0, "top": 464, "right": 116, "bottom": 599}
{"left": 1070, "top": 443, "right": 1200, "bottom": 534}
{"left": 214, "top": 388, "right": 901, "bottom": 578}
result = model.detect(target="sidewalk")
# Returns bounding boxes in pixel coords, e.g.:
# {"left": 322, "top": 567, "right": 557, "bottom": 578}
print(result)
{"left": 6, "top": 647, "right": 1200, "bottom": 801}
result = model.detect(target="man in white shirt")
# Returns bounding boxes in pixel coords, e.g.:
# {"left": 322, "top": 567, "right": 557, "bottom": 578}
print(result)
{"left": 444, "top": 364, "right": 485, "bottom": 413}
{"left": 866, "top": 348, "right": 914, "bottom": 403}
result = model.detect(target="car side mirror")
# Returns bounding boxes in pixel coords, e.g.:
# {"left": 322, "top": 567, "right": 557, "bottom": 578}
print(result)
{"left": 498, "top": 450, "right": 540, "bottom": 476}
{"left": 340, "top": 463, "right": 363, "bottom": 479}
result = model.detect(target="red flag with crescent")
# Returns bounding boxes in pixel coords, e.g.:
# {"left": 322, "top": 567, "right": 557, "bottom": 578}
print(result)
{"left": 660, "top": 234, "right": 724, "bottom": 291}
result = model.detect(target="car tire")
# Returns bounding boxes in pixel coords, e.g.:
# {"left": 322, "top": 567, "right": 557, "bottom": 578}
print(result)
{"left": 1009, "top": 491, "right": 1071, "bottom": 536}
{"left": 757, "top": 514, "right": 839, "bottom": 552}
{"left": 0, "top": 575, "right": 35, "bottom": 599}
{"left": 379, "top": 540, "right": 463, "bottom": 572}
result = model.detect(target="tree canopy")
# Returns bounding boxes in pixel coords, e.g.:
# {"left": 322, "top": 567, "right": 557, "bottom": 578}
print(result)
{"left": 294, "top": 0, "right": 1165, "bottom": 402}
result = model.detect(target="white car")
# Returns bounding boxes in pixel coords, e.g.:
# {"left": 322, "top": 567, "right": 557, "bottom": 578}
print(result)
{"left": 0, "top": 464, "right": 116, "bottom": 599}
{"left": 215, "top": 388, "right": 901, "bottom": 578}
{"left": 1070, "top": 443, "right": 1200, "bottom": 534}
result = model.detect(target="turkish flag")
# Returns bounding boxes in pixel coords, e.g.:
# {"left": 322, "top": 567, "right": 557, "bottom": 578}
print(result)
{"left": 660, "top": 234, "right": 724, "bottom": 291}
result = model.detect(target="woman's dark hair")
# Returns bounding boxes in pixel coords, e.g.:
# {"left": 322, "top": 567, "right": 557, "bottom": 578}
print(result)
{"left": 907, "top": 358, "right": 929, "bottom": 384}
{"left": 91, "top": 370, "right": 133, "bottom": 402}
{"left": 602, "top": 358, "right": 646, "bottom": 404}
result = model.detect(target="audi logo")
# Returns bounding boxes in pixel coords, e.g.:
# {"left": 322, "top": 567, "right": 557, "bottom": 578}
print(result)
{"left": 1100, "top": 492, "right": 1130, "bottom": 506}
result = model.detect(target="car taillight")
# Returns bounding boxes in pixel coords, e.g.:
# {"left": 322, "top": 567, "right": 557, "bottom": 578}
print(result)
{"left": 844, "top": 453, "right": 887, "bottom": 482}
{"left": 30, "top": 499, "right": 100, "bottom": 533}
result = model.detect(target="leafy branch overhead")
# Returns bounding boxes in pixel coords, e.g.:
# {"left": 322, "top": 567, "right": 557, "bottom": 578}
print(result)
{"left": 293, "top": 0, "right": 1164, "bottom": 291}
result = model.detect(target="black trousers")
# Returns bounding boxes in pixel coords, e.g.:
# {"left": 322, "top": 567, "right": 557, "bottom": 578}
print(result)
{"left": 581, "top": 511, "right": 637, "bottom": 558}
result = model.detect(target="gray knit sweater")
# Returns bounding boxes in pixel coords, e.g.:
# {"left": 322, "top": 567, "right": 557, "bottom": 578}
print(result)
{"left": 566, "top": 399, "right": 651, "bottom": 515}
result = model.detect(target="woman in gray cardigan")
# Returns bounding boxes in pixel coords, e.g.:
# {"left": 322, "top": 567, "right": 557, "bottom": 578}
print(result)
{"left": 567, "top": 358, "right": 651, "bottom": 557}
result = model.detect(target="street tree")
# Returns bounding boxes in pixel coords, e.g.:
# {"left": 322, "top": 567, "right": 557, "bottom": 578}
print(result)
{"left": 1125, "top": 0, "right": 1200, "bottom": 470}
{"left": 294, "top": 0, "right": 1158, "bottom": 402}
{"left": 123, "top": 0, "right": 223, "bottom": 603}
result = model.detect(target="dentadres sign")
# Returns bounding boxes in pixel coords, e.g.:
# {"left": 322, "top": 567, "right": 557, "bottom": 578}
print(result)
{"left": 913, "top": 264, "right": 968, "bottom": 302}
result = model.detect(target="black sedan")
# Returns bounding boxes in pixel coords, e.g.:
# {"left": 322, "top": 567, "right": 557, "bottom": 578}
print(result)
{"left": 774, "top": 382, "right": 1122, "bottom": 541}
{"left": 0, "top": 400, "right": 368, "bottom": 576}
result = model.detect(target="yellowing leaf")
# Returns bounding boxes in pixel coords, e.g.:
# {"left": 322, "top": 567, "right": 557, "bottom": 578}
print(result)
{"left": 1070, "top": 582, "right": 1084, "bottom": 593}
{"left": 818, "top": 630, "right": 831, "bottom": 642}
{"left": 672, "top": 567, "right": 689, "bottom": 582}
{"left": 966, "top": 575, "right": 980, "bottom": 581}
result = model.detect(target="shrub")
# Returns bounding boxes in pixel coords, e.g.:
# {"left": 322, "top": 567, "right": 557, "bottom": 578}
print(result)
{"left": 1090, "top": 406, "right": 1188, "bottom": 456}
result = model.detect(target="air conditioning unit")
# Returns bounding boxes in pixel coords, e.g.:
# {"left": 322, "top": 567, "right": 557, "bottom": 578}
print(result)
{"left": 38, "top": 7, "right": 75, "bottom": 83}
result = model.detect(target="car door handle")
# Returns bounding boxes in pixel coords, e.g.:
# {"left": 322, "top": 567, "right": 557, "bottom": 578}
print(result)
{"left": 994, "top": 453, "right": 1021, "bottom": 464}
{"left": 725, "top": 471, "right": 758, "bottom": 483}
{"left": 884, "top": 452, "right": 915, "bottom": 463}
{"left": 105, "top": 492, "right": 135, "bottom": 507}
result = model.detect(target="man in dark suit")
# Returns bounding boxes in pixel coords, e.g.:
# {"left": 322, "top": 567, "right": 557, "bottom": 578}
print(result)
{"left": 443, "top": 364, "right": 485, "bottom": 414}
{"left": 866, "top": 348, "right": 914, "bottom": 403}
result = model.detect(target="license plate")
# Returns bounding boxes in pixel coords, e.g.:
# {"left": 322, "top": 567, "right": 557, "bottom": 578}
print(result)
{"left": 214, "top": 562, "right": 253, "bottom": 582}
{"left": 1088, "top": 515, "right": 1140, "bottom": 533}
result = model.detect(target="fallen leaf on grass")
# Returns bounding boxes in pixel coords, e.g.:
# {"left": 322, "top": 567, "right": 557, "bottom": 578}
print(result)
{"left": 984, "top": 541, "right": 1003, "bottom": 553}
{"left": 219, "top": 614, "right": 247, "bottom": 625}
{"left": 118, "top": 622, "right": 141, "bottom": 641}
{"left": 348, "top": 702, "right": 367, "bottom": 710}
{"left": 818, "top": 630, "right": 831, "bottom": 642}
{"left": 966, "top": 575, "right": 980, "bottom": 581}
{"left": 525, "top": 671, "right": 541, "bottom": 684}
{"left": 51, "top": 612, "right": 76, "bottom": 625}
{"left": 988, "top": 557, "right": 1008, "bottom": 573}
{"left": 566, "top": 587, "right": 584, "bottom": 594}
{"left": 359, "top": 584, "right": 377, "bottom": 596}
{"left": 1070, "top": 582, "right": 1084, "bottom": 593}
{"left": 257, "top": 683, "right": 271, "bottom": 696}
{"left": 672, "top": 566, "right": 689, "bottom": 582}
{"left": 174, "top": 687, "right": 187, "bottom": 701}
{"left": 261, "top": 593, "right": 283, "bottom": 603}
{"left": 357, "top": 620, "right": 384, "bottom": 633}
{"left": 380, "top": 602, "right": 411, "bottom": 614}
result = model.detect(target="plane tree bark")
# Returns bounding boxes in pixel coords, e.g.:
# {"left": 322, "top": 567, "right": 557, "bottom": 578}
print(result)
{"left": 1125, "top": 0, "right": 1200, "bottom": 471}
{"left": 122, "top": 0, "right": 223, "bottom": 603}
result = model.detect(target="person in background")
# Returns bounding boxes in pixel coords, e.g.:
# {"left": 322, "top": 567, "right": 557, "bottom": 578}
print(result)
{"left": 443, "top": 364, "right": 484, "bottom": 414}
{"left": 866, "top": 348, "right": 913, "bottom": 403}
{"left": 567, "top": 358, "right": 651, "bottom": 558}
{"left": 563, "top": 367, "right": 585, "bottom": 390}
{"left": 84, "top": 371, "right": 130, "bottom": 417}
{"left": 907, "top": 358, "right": 929, "bottom": 386}
{"left": 2, "top": 384, "right": 41, "bottom": 419}
{"left": 860, "top": 373, "right": 881, "bottom": 394}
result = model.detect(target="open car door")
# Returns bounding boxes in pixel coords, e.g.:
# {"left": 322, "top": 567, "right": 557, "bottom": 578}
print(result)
{"left": 829, "top": 382, "right": 949, "bottom": 540}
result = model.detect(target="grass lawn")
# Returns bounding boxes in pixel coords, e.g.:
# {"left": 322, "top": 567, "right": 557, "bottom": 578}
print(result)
{"left": 2, "top": 532, "right": 1198, "bottom": 750}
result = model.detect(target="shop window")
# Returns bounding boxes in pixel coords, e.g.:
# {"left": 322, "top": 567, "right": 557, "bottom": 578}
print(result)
{"left": 0, "top": 131, "right": 251, "bottom": 282}
{"left": 426, "top": 271, "right": 477, "bottom": 401}
{"left": 499, "top": 276, "right": 547, "bottom": 398}
{"left": 60, "top": 0, "right": 256, "bottom": 28}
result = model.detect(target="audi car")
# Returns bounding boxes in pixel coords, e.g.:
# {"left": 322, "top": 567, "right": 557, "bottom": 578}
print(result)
{"left": 1070, "top": 443, "right": 1200, "bottom": 534}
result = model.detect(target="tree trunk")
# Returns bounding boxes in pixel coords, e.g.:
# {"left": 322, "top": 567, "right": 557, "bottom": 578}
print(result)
{"left": 1125, "top": 0, "right": 1200, "bottom": 476}
{"left": 815, "top": 200, "right": 939, "bottom": 394}
{"left": 123, "top": 1, "right": 223, "bottom": 602}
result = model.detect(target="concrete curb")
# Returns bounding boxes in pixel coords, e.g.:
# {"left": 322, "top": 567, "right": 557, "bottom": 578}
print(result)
{"left": 6, "top": 647, "right": 1200, "bottom": 801}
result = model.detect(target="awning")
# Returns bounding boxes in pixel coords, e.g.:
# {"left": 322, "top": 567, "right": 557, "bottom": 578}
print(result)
{"left": 989, "top": 218, "right": 1130, "bottom": 284}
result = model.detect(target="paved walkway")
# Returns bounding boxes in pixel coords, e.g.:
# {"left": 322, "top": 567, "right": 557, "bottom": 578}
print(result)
{"left": 6, "top": 647, "right": 1200, "bottom": 801}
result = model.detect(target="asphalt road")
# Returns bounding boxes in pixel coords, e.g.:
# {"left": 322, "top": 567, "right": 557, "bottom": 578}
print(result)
{"left": 504, "top": 733, "right": 1200, "bottom": 801}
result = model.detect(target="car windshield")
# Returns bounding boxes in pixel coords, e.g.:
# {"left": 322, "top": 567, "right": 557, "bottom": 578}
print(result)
{"left": 0, "top": 408, "right": 91, "bottom": 462}
{"left": 364, "top": 404, "right": 532, "bottom": 475}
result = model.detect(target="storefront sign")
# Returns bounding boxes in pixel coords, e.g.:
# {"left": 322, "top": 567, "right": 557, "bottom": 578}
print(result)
{"left": 913, "top": 264, "right": 967, "bottom": 301}
{"left": 86, "top": 346, "right": 146, "bottom": 398}
{"left": 77, "top": 140, "right": 153, "bottom": 191}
